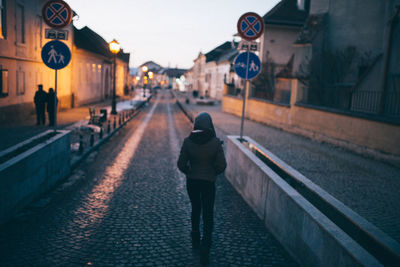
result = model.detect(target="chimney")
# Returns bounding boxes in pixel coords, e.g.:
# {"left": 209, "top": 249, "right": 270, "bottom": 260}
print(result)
{"left": 297, "top": 0, "right": 305, "bottom": 10}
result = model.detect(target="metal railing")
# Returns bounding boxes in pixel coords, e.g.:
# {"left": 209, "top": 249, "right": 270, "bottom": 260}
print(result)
{"left": 302, "top": 86, "right": 400, "bottom": 119}
{"left": 351, "top": 90, "right": 400, "bottom": 117}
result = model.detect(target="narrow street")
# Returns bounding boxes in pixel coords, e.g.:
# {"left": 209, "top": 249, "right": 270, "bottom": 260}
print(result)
{"left": 0, "top": 90, "right": 297, "bottom": 266}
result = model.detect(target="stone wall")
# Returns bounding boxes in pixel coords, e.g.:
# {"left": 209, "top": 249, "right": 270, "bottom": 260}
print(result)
{"left": 225, "top": 135, "right": 382, "bottom": 266}
{"left": 222, "top": 93, "right": 400, "bottom": 159}
{"left": 0, "top": 130, "right": 71, "bottom": 224}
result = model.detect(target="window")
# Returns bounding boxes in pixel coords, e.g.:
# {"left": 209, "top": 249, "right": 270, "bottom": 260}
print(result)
{"left": 0, "top": 66, "right": 8, "bottom": 97}
{"left": 16, "top": 70, "right": 25, "bottom": 95}
{"left": 16, "top": 4, "right": 25, "bottom": 44}
{"left": 0, "top": 0, "right": 6, "bottom": 39}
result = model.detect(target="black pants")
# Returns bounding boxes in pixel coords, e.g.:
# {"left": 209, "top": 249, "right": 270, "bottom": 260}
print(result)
{"left": 48, "top": 109, "right": 55, "bottom": 126}
{"left": 186, "top": 179, "right": 215, "bottom": 248}
{"left": 36, "top": 106, "right": 45, "bottom": 125}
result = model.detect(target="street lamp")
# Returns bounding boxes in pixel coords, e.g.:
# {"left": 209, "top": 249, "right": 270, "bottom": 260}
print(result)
{"left": 148, "top": 71, "right": 153, "bottom": 93}
{"left": 109, "top": 39, "right": 121, "bottom": 115}
{"left": 141, "top": 65, "right": 148, "bottom": 98}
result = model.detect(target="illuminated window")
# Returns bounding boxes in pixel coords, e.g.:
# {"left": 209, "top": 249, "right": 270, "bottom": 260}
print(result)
{"left": 0, "top": 66, "right": 8, "bottom": 97}
{"left": 0, "top": 0, "right": 6, "bottom": 39}
{"left": 16, "top": 70, "right": 25, "bottom": 95}
{"left": 16, "top": 4, "right": 25, "bottom": 43}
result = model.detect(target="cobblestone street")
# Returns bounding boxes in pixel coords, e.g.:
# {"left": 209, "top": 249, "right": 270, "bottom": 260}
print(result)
{"left": 0, "top": 92, "right": 297, "bottom": 266}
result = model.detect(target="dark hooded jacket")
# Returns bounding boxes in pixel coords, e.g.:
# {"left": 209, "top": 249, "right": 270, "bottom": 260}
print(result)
{"left": 177, "top": 113, "right": 227, "bottom": 182}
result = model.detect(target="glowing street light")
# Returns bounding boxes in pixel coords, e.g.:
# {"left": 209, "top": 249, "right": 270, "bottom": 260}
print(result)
{"left": 141, "top": 65, "right": 148, "bottom": 97}
{"left": 109, "top": 39, "right": 120, "bottom": 115}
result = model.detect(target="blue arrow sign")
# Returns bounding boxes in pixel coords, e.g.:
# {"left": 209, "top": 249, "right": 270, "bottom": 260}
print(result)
{"left": 41, "top": 40, "right": 71, "bottom": 70}
{"left": 234, "top": 52, "right": 261, "bottom": 80}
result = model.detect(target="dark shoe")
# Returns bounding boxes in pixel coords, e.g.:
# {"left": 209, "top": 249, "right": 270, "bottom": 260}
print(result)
{"left": 191, "top": 231, "right": 200, "bottom": 249}
{"left": 200, "top": 246, "right": 210, "bottom": 266}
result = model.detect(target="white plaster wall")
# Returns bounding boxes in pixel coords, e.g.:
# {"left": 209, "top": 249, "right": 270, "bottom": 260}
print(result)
{"left": 262, "top": 26, "right": 301, "bottom": 64}
{"left": 72, "top": 49, "right": 111, "bottom": 105}
{"left": 192, "top": 54, "right": 206, "bottom": 94}
{"left": 215, "top": 62, "right": 230, "bottom": 100}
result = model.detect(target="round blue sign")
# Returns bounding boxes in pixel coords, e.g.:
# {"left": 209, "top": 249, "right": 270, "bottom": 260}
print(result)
{"left": 234, "top": 52, "right": 261, "bottom": 80}
{"left": 41, "top": 40, "right": 71, "bottom": 70}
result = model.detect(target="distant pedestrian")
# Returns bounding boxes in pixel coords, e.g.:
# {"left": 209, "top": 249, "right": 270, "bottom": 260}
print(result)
{"left": 46, "top": 88, "right": 58, "bottom": 126}
{"left": 34, "top": 84, "right": 47, "bottom": 125}
{"left": 177, "top": 112, "right": 226, "bottom": 266}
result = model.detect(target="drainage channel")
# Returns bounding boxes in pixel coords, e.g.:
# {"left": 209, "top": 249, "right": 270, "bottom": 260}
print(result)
{"left": 241, "top": 138, "right": 400, "bottom": 266}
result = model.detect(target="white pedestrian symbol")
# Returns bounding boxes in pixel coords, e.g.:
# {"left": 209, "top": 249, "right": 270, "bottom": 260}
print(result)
{"left": 47, "top": 46, "right": 58, "bottom": 64}
{"left": 249, "top": 60, "right": 259, "bottom": 72}
{"left": 58, "top": 53, "right": 65, "bottom": 64}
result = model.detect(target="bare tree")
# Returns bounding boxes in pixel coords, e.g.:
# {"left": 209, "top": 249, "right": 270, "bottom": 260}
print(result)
{"left": 251, "top": 56, "right": 276, "bottom": 100}
{"left": 298, "top": 46, "right": 374, "bottom": 107}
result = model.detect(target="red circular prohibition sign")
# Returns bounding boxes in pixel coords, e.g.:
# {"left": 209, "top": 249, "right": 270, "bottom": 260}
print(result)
{"left": 42, "top": 0, "right": 72, "bottom": 28}
{"left": 237, "top": 12, "right": 264, "bottom": 41}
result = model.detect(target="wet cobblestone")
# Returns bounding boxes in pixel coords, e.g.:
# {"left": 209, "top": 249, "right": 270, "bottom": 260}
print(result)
{"left": 0, "top": 92, "right": 297, "bottom": 266}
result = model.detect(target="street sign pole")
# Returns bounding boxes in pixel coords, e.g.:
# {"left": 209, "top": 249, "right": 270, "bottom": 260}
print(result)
{"left": 239, "top": 79, "right": 247, "bottom": 141}
{"left": 236, "top": 11, "right": 264, "bottom": 142}
{"left": 41, "top": 40, "right": 71, "bottom": 131}
{"left": 240, "top": 47, "right": 251, "bottom": 141}
{"left": 54, "top": 69, "right": 57, "bottom": 132}
{"left": 41, "top": 0, "right": 72, "bottom": 131}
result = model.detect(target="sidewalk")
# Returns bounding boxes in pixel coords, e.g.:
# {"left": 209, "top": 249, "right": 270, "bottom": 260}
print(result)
{"left": 0, "top": 92, "right": 149, "bottom": 151}
{"left": 173, "top": 91, "right": 400, "bottom": 244}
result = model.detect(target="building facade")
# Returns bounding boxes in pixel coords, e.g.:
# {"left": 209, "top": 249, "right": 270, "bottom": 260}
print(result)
{"left": 0, "top": 0, "right": 73, "bottom": 122}
{"left": 190, "top": 42, "right": 239, "bottom": 100}
{"left": 0, "top": 1, "right": 130, "bottom": 123}
{"left": 192, "top": 52, "right": 206, "bottom": 96}
{"left": 222, "top": 0, "right": 400, "bottom": 158}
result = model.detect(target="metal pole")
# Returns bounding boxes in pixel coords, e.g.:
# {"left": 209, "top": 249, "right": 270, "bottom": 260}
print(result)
{"left": 111, "top": 54, "right": 117, "bottom": 115}
{"left": 239, "top": 49, "right": 251, "bottom": 141}
{"left": 54, "top": 69, "right": 57, "bottom": 132}
{"left": 239, "top": 80, "right": 247, "bottom": 141}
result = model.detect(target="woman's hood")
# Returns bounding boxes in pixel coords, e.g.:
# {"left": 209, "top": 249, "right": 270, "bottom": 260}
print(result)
{"left": 189, "top": 112, "right": 216, "bottom": 144}
{"left": 193, "top": 113, "right": 216, "bottom": 135}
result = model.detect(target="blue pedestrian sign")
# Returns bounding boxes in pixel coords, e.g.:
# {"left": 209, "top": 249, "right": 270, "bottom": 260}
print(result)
{"left": 41, "top": 40, "right": 71, "bottom": 70}
{"left": 234, "top": 52, "right": 261, "bottom": 80}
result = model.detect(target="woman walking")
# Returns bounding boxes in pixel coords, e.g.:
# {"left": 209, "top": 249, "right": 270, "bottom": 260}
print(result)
{"left": 177, "top": 112, "right": 227, "bottom": 266}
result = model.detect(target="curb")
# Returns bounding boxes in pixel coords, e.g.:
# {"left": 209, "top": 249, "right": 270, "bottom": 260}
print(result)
{"left": 171, "top": 91, "right": 194, "bottom": 123}
{"left": 70, "top": 98, "right": 150, "bottom": 170}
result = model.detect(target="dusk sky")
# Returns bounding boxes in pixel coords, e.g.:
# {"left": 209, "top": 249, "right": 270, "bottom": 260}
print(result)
{"left": 65, "top": 0, "right": 280, "bottom": 69}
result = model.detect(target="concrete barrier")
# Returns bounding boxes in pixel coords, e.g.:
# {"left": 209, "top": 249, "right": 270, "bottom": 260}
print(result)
{"left": 225, "top": 135, "right": 385, "bottom": 266}
{"left": 0, "top": 130, "right": 71, "bottom": 224}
